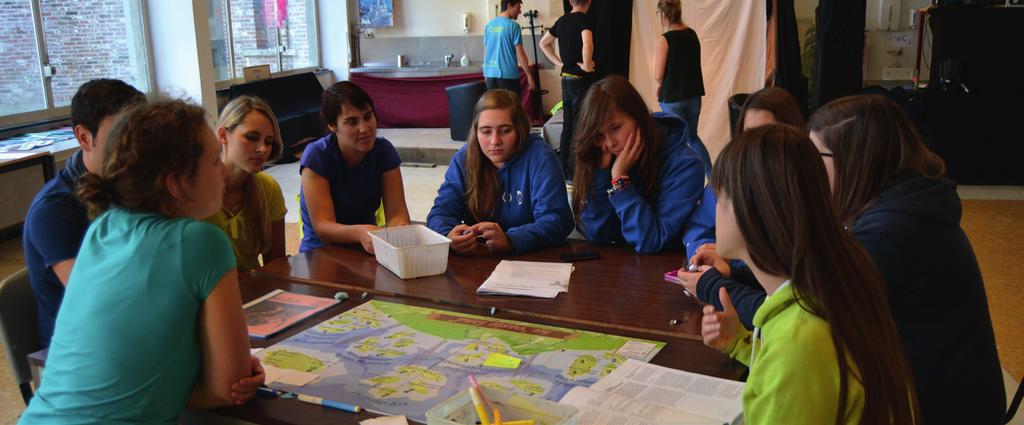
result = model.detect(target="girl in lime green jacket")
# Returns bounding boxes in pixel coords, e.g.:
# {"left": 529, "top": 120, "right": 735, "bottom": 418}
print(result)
{"left": 702, "top": 124, "right": 919, "bottom": 425}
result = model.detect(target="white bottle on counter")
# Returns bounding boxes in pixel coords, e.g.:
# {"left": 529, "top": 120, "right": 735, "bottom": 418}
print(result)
{"left": 460, "top": 53, "right": 469, "bottom": 67}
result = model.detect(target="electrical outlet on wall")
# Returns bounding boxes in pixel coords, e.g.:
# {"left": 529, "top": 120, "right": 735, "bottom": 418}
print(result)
{"left": 879, "top": 0, "right": 902, "bottom": 31}
{"left": 883, "top": 67, "right": 913, "bottom": 80}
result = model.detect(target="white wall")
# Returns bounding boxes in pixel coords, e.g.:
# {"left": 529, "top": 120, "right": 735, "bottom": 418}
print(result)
{"left": 146, "top": 0, "right": 219, "bottom": 118}
{"left": 361, "top": 0, "right": 563, "bottom": 37}
{"left": 632, "top": 0, "right": 766, "bottom": 158}
{"left": 319, "top": 0, "right": 351, "bottom": 83}
{"left": 366, "top": 0, "right": 490, "bottom": 37}
{"left": 793, "top": 0, "right": 932, "bottom": 82}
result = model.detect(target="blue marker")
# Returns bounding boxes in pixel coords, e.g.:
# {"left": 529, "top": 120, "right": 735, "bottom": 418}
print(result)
{"left": 256, "top": 386, "right": 278, "bottom": 398}
{"left": 296, "top": 394, "right": 362, "bottom": 413}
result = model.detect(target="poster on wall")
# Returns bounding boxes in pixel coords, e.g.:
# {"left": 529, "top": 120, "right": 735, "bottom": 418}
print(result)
{"left": 360, "top": 0, "right": 393, "bottom": 27}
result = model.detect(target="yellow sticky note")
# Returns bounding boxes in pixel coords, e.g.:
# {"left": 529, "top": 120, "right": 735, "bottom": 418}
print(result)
{"left": 483, "top": 352, "right": 522, "bottom": 369}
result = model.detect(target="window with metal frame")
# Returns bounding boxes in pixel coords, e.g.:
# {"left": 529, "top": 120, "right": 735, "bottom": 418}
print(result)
{"left": 209, "top": 0, "right": 320, "bottom": 84}
{"left": 0, "top": 0, "right": 153, "bottom": 128}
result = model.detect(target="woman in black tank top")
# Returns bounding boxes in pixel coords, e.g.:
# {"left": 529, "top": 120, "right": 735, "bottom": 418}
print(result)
{"left": 653, "top": 0, "right": 710, "bottom": 177}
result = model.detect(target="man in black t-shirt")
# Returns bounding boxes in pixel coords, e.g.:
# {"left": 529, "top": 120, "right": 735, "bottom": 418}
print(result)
{"left": 540, "top": 0, "right": 595, "bottom": 179}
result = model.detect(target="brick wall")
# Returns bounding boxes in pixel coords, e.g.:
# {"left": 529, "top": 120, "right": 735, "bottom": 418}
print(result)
{"left": 40, "top": 0, "right": 138, "bottom": 106}
{"left": 227, "top": 0, "right": 314, "bottom": 78}
{"left": 0, "top": 0, "right": 318, "bottom": 117}
{"left": 0, "top": 0, "right": 145, "bottom": 116}
{"left": 0, "top": 2, "right": 45, "bottom": 116}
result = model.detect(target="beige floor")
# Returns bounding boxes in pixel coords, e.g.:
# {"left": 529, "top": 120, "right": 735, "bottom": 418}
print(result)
{"left": 1, "top": 153, "right": 1022, "bottom": 422}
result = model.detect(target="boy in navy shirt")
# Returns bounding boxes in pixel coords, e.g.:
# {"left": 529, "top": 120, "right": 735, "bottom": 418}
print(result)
{"left": 23, "top": 79, "right": 144, "bottom": 348}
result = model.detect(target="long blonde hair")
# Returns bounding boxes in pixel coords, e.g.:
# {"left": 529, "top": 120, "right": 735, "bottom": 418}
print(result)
{"left": 217, "top": 96, "right": 283, "bottom": 256}
{"left": 464, "top": 90, "right": 530, "bottom": 222}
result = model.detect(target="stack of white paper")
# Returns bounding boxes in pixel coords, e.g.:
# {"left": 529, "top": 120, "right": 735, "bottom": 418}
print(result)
{"left": 476, "top": 260, "right": 574, "bottom": 298}
{"left": 559, "top": 359, "right": 745, "bottom": 425}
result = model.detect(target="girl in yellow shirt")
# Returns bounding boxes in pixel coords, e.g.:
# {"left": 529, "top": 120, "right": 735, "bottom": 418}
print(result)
{"left": 206, "top": 96, "right": 287, "bottom": 270}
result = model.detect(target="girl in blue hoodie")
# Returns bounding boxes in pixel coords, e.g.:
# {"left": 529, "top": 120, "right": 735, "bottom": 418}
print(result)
{"left": 428, "top": 89, "right": 574, "bottom": 255}
{"left": 571, "top": 75, "right": 704, "bottom": 254}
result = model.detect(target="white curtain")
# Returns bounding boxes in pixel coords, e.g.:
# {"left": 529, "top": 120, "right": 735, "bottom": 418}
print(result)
{"left": 629, "top": 0, "right": 766, "bottom": 162}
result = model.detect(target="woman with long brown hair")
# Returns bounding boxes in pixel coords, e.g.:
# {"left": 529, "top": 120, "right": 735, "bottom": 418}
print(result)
{"left": 735, "top": 86, "right": 804, "bottom": 134}
{"left": 205, "top": 96, "right": 287, "bottom": 271}
{"left": 692, "top": 94, "right": 1005, "bottom": 424}
{"left": 428, "top": 89, "right": 573, "bottom": 255}
{"left": 680, "top": 85, "right": 805, "bottom": 326}
{"left": 707, "top": 124, "right": 918, "bottom": 424}
{"left": 572, "top": 75, "right": 704, "bottom": 254}
{"left": 809, "top": 95, "right": 1003, "bottom": 425}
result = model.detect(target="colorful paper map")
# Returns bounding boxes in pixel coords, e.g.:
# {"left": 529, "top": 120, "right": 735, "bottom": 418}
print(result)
{"left": 258, "top": 300, "right": 665, "bottom": 423}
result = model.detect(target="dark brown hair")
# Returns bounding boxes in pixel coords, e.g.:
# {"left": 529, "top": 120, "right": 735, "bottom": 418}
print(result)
{"left": 807, "top": 94, "right": 945, "bottom": 226}
{"left": 737, "top": 86, "right": 804, "bottom": 134}
{"left": 321, "top": 81, "right": 376, "bottom": 128}
{"left": 501, "top": 0, "right": 522, "bottom": 11}
{"left": 77, "top": 99, "right": 210, "bottom": 218}
{"left": 70, "top": 78, "right": 145, "bottom": 138}
{"left": 464, "top": 90, "right": 531, "bottom": 221}
{"left": 657, "top": 0, "right": 683, "bottom": 25}
{"left": 712, "top": 124, "right": 919, "bottom": 425}
{"left": 572, "top": 75, "right": 664, "bottom": 225}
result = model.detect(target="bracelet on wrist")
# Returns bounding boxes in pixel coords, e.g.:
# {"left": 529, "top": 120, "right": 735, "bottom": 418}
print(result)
{"left": 606, "top": 175, "right": 632, "bottom": 196}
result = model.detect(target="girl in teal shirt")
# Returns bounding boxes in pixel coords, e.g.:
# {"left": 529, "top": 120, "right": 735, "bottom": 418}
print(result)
{"left": 21, "top": 99, "right": 263, "bottom": 424}
{"left": 702, "top": 125, "right": 919, "bottom": 424}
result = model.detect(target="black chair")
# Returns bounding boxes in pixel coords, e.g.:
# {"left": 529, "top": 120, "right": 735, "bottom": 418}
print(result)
{"left": 728, "top": 93, "right": 751, "bottom": 136}
{"left": 445, "top": 81, "right": 487, "bottom": 141}
{"left": 1008, "top": 376, "right": 1023, "bottom": 424}
{"left": 227, "top": 72, "right": 326, "bottom": 162}
{"left": 0, "top": 268, "right": 39, "bottom": 405}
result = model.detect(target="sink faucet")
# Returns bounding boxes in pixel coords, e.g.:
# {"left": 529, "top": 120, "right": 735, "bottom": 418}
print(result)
{"left": 443, "top": 54, "right": 455, "bottom": 68}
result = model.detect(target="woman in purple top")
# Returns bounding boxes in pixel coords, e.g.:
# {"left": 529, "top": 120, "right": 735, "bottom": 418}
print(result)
{"left": 299, "top": 81, "right": 411, "bottom": 253}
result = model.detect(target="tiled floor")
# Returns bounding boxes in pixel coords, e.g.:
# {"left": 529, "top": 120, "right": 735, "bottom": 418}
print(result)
{"left": 1, "top": 129, "right": 1022, "bottom": 422}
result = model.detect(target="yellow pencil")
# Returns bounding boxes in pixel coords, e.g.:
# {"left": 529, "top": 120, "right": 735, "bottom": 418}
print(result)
{"left": 501, "top": 421, "right": 535, "bottom": 425}
{"left": 469, "top": 387, "right": 492, "bottom": 425}
{"left": 494, "top": 409, "right": 503, "bottom": 425}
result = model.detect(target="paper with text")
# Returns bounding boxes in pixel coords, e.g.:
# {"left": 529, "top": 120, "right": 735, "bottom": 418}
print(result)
{"left": 561, "top": 359, "right": 744, "bottom": 425}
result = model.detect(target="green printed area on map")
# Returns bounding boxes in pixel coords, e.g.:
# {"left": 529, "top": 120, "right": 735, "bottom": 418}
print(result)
{"left": 260, "top": 300, "right": 666, "bottom": 422}
{"left": 372, "top": 300, "right": 663, "bottom": 356}
{"left": 262, "top": 349, "right": 324, "bottom": 372}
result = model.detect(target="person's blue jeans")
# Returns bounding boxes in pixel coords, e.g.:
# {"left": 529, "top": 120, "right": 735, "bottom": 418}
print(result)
{"left": 485, "top": 77, "right": 521, "bottom": 99}
{"left": 560, "top": 76, "right": 592, "bottom": 180}
{"left": 661, "top": 97, "right": 712, "bottom": 178}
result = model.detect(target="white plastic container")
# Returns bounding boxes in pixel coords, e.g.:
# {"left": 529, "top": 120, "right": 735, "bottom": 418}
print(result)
{"left": 426, "top": 386, "right": 579, "bottom": 425}
{"left": 368, "top": 224, "right": 451, "bottom": 279}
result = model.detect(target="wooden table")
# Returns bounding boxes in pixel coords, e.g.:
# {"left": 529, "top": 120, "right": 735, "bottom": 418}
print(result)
{"left": 0, "top": 151, "right": 55, "bottom": 181}
{"left": 28, "top": 242, "right": 739, "bottom": 424}
{"left": 212, "top": 274, "right": 744, "bottom": 425}
{"left": 255, "top": 241, "right": 705, "bottom": 339}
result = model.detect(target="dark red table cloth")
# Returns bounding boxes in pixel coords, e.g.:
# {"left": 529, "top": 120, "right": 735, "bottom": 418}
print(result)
{"left": 350, "top": 65, "right": 540, "bottom": 128}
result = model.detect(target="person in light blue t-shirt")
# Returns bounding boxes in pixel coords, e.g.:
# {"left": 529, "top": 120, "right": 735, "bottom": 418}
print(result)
{"left": 428, "top": 89, "right": 573, "bottom": 255}
{"left": 482, "top": 0, "right": 535, "bottom": 97}
{"left": 20, "top": 99, "right": 264, "bottom": 425}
